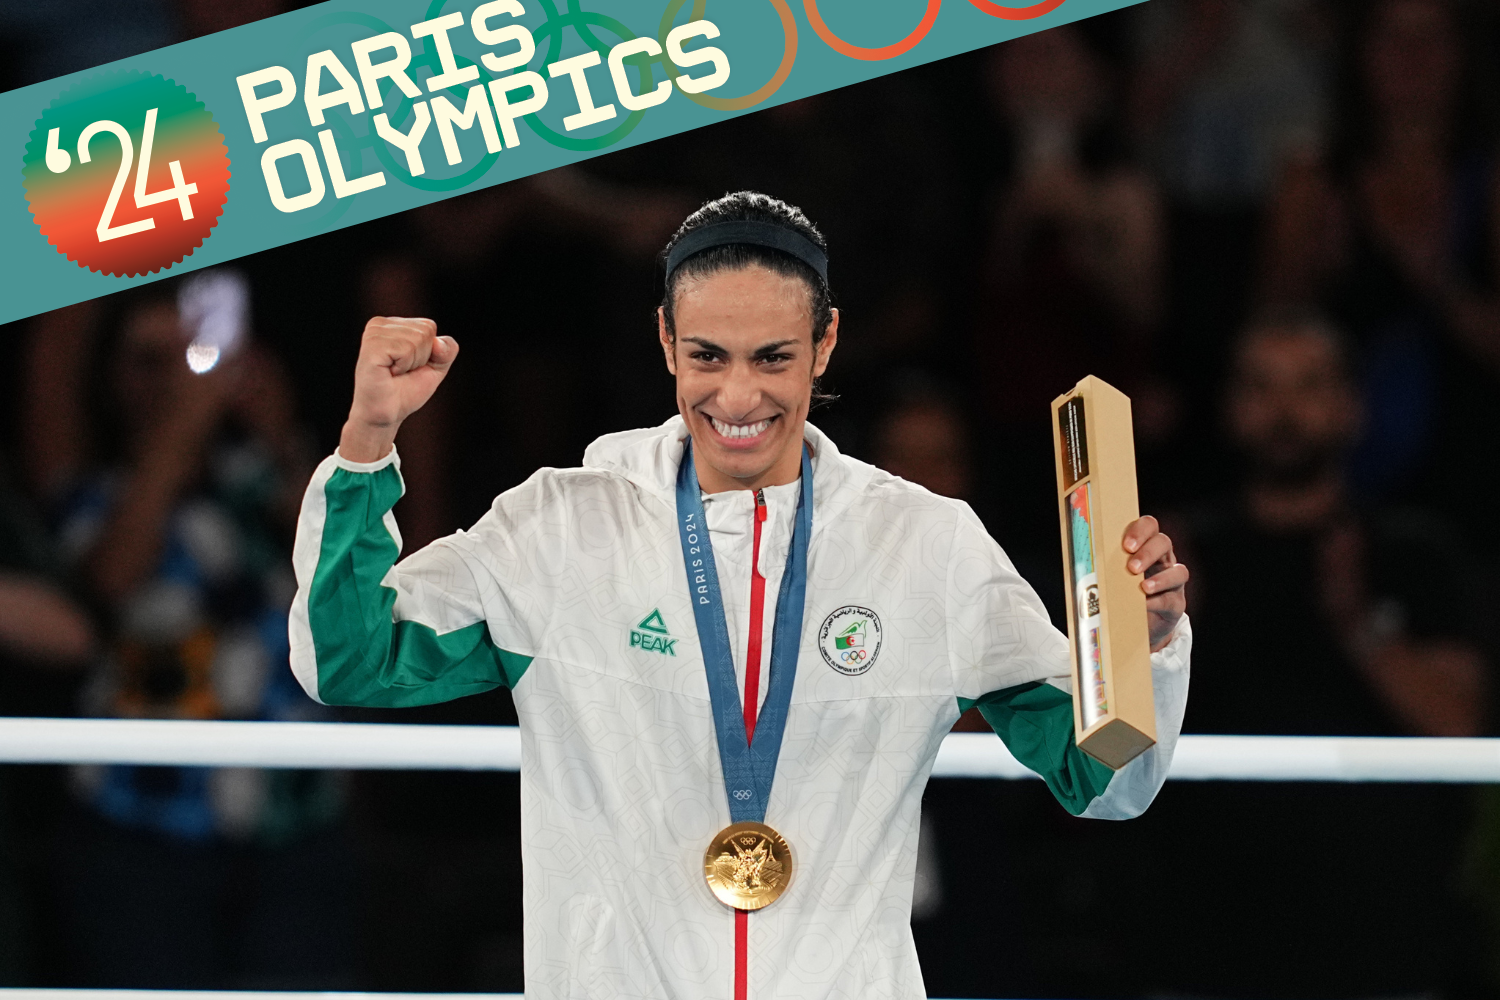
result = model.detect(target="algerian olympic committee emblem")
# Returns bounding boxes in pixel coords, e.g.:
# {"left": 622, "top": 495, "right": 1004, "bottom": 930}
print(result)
{"left": 818, "top": 605, "right": 882, "bottom": 675}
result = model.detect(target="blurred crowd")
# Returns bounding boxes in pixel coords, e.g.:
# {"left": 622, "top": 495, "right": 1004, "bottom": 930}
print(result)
{"left": 3, "top": 0, "right": 1500, "bottom": 996}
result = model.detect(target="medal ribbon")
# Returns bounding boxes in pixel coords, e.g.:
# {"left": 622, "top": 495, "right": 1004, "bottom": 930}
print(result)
{"left": 675, "top": 439, "right": 812, "bottom": 824}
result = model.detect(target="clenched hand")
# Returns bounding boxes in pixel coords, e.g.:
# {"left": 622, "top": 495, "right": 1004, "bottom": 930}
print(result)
{"left": 339, "top": 317, "right": 458, "bottom": 462}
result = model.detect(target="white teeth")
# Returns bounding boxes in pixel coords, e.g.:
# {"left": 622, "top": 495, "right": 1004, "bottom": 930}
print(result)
{"left": 709, "top": 416, "right": 772, "bottom": 440}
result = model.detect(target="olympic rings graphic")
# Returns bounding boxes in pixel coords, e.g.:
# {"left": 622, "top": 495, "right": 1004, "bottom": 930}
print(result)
{"left": 966, "top": 0, "right": 1068, "bottom": 20}
{"left": 296, "top": 0, "right": 1072, "bottom": 186}
{"left": 839, "top": 649, "right": 867, "bottom": 664}
{"left": 803, "top": 0, "right": 941, "bottom": 62}
{"left": 528, "top": 0, "right": 653, "bottom": 150}
{"left": 658, "top": 0, "right": 799, "bottom": 112}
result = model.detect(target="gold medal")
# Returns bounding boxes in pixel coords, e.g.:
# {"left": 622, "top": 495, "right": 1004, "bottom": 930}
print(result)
{"left": 703, "top": 821, "right": 793, "bottom": 911}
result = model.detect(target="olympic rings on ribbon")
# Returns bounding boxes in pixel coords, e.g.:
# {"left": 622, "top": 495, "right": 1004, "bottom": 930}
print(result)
{"left": 803, "top": 0, "right": 941, "bottom": 61}
{"left": 658, "top": 0, "right": 799, "bottom": 111}
{"left": 966, "top": 0, "right": 1068, "bottom": 20}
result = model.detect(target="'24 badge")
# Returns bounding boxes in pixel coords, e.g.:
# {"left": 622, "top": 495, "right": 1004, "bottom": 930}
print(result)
{"left": 818, "top": 606, "right": 882, "bottom": 675}
{"left": 23, "top": 71, "right": 230, "bottom": 277}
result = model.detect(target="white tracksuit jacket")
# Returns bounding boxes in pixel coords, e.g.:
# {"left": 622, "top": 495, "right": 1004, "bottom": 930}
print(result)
{"left": 289, "top": 416, "right": 1191, "bottom": 999}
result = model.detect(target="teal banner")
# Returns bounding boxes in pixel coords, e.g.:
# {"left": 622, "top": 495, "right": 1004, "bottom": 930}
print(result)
{"left": 2, "top": 0, "right": 1143, "bottom": 325}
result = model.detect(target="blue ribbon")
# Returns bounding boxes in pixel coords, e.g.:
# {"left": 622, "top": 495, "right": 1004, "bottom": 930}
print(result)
{"left": 676, "top": 439, "right": 812, "bottom": 824}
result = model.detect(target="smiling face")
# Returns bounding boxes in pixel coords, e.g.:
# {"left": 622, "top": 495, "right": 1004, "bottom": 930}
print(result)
{"left": 659, "top": 265, "right": 838, "bottom": 493}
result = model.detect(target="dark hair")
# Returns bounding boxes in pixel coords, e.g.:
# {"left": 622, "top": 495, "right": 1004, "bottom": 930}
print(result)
{"left": 660, "top": 191, "right": 835, "bottom": 346}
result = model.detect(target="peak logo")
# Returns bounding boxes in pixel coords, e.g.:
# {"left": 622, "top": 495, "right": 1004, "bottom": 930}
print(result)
{"left": 629, "top": 609, "right": 678, "bottom": 656}
{"left": 23, "top": 71, "right": 231, "bottom": 277}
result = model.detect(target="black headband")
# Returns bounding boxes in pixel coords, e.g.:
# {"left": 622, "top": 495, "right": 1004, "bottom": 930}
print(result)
{"left": 664, "top": 220, "right": 829, "bottom": 285}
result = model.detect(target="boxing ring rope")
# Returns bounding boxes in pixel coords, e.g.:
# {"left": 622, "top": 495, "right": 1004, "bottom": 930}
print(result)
{"left": 0, "top": 992, "right": 525, "bottom": 1000}
{"left": 3, "top": 718, "right": 1500, "bottom": 782}
{"left": 0, "top": 992, "right": 973, "bottom": 1000}
{"left": 1, "top": 728, "right": 1489, "bottom": 1000}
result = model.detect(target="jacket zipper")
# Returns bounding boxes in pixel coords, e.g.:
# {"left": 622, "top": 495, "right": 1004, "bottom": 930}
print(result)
{"left": 744, "top": 488, "right": 768, "bottom": 743}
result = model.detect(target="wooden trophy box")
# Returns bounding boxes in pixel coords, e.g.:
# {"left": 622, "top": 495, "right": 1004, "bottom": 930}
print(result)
{"left": 1051, "top": 376, "right": 1156, "bottom": 769}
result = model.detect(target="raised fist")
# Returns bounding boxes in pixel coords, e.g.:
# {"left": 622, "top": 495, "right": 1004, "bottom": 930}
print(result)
{"left": 340, "top": 316, "right": 458, "bottom": 462}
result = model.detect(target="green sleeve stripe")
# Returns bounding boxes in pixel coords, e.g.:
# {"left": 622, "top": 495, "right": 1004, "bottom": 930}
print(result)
{"left": 307, "top": 465, "right": 530, "bottom": 707}
{"left": 959, "top": 682, "right": 1114, "bottom": 816}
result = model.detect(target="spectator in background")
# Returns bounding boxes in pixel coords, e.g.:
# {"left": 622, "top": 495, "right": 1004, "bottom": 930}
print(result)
{"left": 1128, "top": 0, "right": 1336, "bottom": 450}
{"left": 1151, "top": 312, "right": 1486, "bottom": 995}
{"left": 1131, "top": 0, "right": 1334, "bottom": 211}
{"left": 967, "top": 25, "right": 1169, "bottom": 596}
{"left": 975, "top": 23, "right": 1165, "bottom": 425}
{"left": 1261, "top": 0, "right": 1500, "bottom": 515}
{"left": 22, "top": 285, "right": 350, "bottom": 989}
{"left": 1189, "top": 312, "right": 1484, "bottom": 737}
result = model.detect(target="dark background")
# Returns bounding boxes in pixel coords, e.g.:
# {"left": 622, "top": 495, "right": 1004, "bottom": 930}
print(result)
{"left": 3, "top": 0, "right": 1500, "bottom": 996}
